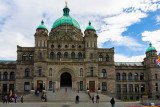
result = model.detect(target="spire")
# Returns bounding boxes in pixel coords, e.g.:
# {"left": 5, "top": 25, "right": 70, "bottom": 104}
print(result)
{"left": 89, "top": 21, "right": 91, "bottom": 26}
{"left": 41, "top": 20, "right": 44, "bottom": 25}
{"left": 63, "top": 1, "right": 70, "bottom": 16}
{"left": 149, "top": 42, "right": 152, "bottom": 47}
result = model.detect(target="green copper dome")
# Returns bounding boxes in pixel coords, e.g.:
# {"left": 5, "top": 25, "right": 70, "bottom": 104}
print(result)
{"left": 146, "top": 43, "right": 156, "bottom": 52}
{"left": 37, "top": 20, "right": 47, "bottom": 30}
{"left": 52, "top": 5, "right": 80, "bottom": 29}
{"left": 85, "top": 21, "right": 95, "bottom": 30}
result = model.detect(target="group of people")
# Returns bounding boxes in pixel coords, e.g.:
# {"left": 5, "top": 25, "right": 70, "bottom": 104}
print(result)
{"left": 2, "top": 94, "right": 19, "bottom": 104}
{"left": 75, "top": 93, "right": 115, "bottom": 107}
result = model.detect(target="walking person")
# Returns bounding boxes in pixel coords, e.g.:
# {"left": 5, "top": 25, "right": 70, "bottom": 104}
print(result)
{"left": 96, "top": 94, "right": 100, "bottom": 103}
{"left": 65, "top": 87, "right": 67, "bottom": 93}
{"left": 4, "top": 95, "right": 7, "bottom": 104}
{"left": 21, "top": 95, "right": 23, "bottom": 103}
{"left": 75, "top": 94, "right": 79, "bottom": 104}
{"left": 110, "top": 97, "right": 115, "bottom": 107}
{"left": 91, "top": 94, "right": 94, "bottom": 103}
{"left": 15, "top": 94, "right": 17, "bottom": 103}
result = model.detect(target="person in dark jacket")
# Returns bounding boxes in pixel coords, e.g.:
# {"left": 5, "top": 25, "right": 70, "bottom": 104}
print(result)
{"left": 110, "top": 97, "right": 115, "bottom": 107}
{"left": 75, "top": 94, "right": 79, "bottom": 104}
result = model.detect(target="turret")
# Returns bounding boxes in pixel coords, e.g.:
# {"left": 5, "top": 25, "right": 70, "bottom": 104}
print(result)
{"left": 84, "top": 21, "right": 97, "bottom": 48}
{"left": 34, "top": 20, "right": 48, "bottom": 48}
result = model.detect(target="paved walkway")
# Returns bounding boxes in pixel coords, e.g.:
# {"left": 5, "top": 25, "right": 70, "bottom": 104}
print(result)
{"left": 0, "top": 101, "right": 143, "bottom": 107}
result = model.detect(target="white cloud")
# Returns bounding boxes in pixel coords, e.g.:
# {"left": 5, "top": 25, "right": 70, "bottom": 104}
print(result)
{"left": 156, "top": 15, "right": 160, "bottom": 22}
{"left": 98, "top": 11, "right": 147, "bottom": 48}
{"left": 142, "top": 30, "right": 160, "bottom": 52}
{"left": 115, "top": 54, "right": 145, "bottom": 62}
{"left": 0, "top": 0, "right": 160, "bottom": 60}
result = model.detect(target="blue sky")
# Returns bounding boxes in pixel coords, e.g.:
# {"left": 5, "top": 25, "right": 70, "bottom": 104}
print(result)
{"left": 0, "top": 0, "right": 160, "bottom": 62}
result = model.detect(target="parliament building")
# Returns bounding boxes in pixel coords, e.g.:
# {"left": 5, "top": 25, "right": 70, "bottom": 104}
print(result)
{"left": 0, "top": 4, "right": 160, "bottom": 100}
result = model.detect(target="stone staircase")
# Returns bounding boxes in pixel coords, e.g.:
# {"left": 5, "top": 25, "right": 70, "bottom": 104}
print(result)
{"left": 17, "top": 87, "right": 119, "bottom": 102}
{"left": 47, "top": 87, "right": 90, "bottom": 102}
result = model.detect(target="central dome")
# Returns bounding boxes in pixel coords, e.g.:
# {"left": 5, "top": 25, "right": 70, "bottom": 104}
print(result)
{"left": 52, "top": 5, "right": 80, "bottom": 29}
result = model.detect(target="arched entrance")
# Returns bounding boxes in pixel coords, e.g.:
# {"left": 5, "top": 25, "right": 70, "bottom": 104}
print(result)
{"left": 60, "top": 72, "right": 72, "bottom": 87}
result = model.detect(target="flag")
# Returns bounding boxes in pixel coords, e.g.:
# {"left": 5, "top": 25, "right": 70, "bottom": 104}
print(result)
{"left": 156, "top": 58, "right": 160, "bottom": 65}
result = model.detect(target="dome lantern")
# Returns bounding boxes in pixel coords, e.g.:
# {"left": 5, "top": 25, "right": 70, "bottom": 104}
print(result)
{"left": 85, "top": 21, "right": 95, "bottom": 31}
{"left": 37, "top": 20, "right": 47, "bottom": 30}
{"left": 146, "top": 42, "right": 156, "bottom": 52}
{"left": 52, "top": 3, "right": 80, "bottom": 30}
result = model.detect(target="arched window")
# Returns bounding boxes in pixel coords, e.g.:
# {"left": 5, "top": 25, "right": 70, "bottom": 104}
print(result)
{"left": 3, "top": 72, "right": 8, "bottom": 80}
{"left": 116, "top": 73, "right": 120, "bottom": 80}
{"left": 40, "top": 40, "right": 42, "bottom": 47}
{"left": 10, "top": 72, "right": 15, "bottom": 80}
{"left": 80, "top": 68, "right": 83, "bottom": 77}
{"left": 25, "top": 68, "right": 30, "bottom": 77}
{"left": 29, "top": 54, "right": 33, "bottom": 61}
{"left": 57, "top": 52, "right": 61, "bottom": 59}
{"left": 71, "top": 52, "right": 75, "bottom": 58}
{"left": 0, "top": 72, "right": 1, "bottom": 80}
{"left": 22, "top": 54, "right": 27, "bottom": 61}
{"left": 122, "top": 73, "right": 126, "bottom": 80}
{"left": 128, "top": 73, "right": 132, "bottom": 80}
{"left": 134, "top": 73, "right": 138, "bottom": 80}
{"left": 78, "top": 52, "right": 82, "bottom": 58}
{"left": 106, "top": 55, "right": 109, "bottom": 62}
{"left": 50, "top": 52, "right": 54, "bottom": 59}
{"left": 64, "top": 52, "right": 68, "bottom": 58}
{"left": 99, "top": 55, "right": 103, "bottom": 61}
{"left": 44, "top": 41, "right": 45, "bottom": 47}
{"left": 140, "top": 73, "right": 144, "bottom": 80}
{"left": 101, "top": 69, "right": 106, "bottom": 78}
{"left": 49, "top": 68, "right": 52, "bottom": 76}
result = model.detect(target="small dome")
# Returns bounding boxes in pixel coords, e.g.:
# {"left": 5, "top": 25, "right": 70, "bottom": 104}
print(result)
{"left": 37, "top": 20, "right": 47, "bottom": 30}
{"left": 85, "top": 21, "right": 95, "bottom": 30}
{"left": 52, "top": 5, "right": 80, "bottom": 29}
{"left": 146, "top": 43, "right": 156, "bottom": 52}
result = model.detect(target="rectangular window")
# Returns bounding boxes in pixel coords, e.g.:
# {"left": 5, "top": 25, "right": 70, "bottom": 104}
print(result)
{"left": 90, "top": 53, "right": 93, "bottom": 59}
{"left": 129, "top": 84, "right": 133, "bottom": 92}
{"left": 3, "top": 84, "right": 7, "bottom": 92}
{"left": 94, "top": 42, "right": 96, "bottom": 47}
{"left": 49, "top": 81, "right": 52, "bottom": 91}
{"left": 90, "top": 41, "right": 92, "bottom": 47}
{"left": 123, "top": 84, "right": 127, "bottom": 92}
{"left": 102, "top": 82, "right": 107, "bottom": 91}
{"left": 141, "top": 84, "right": 145, "bottom": 92}
{"left": 116, "top": 84, "right": 121, "bottom": 92}
{"left": 39, "top": 67, "right": 42, "bottom": 76}
{"left": 156, "top": 83, "right": 158, "bottom": 91}
{"left": 87, "top": 42, "right": 88, "bottom": 47}
{"left": 80, "top": 81, "right": 83, "bottom": 91}
{"left": 9, "top": 84, "right": 14, "bottom": 92}
{"left": 90, "top": 67, "right": 94, "bottom": 77}
{"left": 135, "top": 84, "right": 139, "bottom": 93}
{"left": 24, "top": 82, "right": 30, "bottom": 91}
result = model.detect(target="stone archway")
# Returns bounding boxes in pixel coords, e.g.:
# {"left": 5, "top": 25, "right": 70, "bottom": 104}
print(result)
{"left": 60, "top": 72, "right": 72, "bottom": 87}
{"left": 57, "top": 68, "right": 75, "bottom": 89}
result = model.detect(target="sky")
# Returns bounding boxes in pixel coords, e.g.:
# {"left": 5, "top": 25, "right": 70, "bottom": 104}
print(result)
{"left": 0, "top": 0, "right": 160, "bottom": 62}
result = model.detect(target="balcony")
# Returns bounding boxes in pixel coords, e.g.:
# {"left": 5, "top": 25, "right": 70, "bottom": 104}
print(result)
{"left": 48, "top": 58, "right": 84, "bottom": 62}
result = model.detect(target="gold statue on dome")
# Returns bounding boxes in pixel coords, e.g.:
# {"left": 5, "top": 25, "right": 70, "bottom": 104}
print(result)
{"left": 65, "top": 1, "right": 67, "bottom": 6}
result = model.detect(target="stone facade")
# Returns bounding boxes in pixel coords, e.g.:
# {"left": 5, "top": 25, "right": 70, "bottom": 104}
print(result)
{"left": 0, "top": 5, "right": 160, "bottom": 100}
